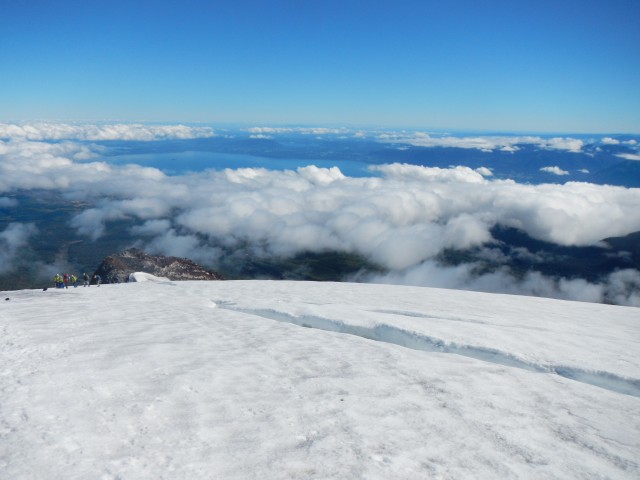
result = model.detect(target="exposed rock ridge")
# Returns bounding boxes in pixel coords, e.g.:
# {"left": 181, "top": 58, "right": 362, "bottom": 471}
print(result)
{"left": 93, "top": 248, "right": 224, "bottom": 284}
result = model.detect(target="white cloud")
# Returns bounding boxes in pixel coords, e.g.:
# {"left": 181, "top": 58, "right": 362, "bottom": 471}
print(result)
{"left": 145, "top": 229, "right": 223, "bottom": 266}
{"left": 605, "top": 269, "right": 640, "bottom": 307}
{"left": 370, "top": 164, "right": 486, "bottom": 184}
{"left": 2, "top": 124, "right": 640, "bottom": 304}
{"left": 246, "top": 127, "right": 294, "bottom": 134}
{"left": 601, "top": 137, "right": 620, "bottom": 145}
{"left": 540, "top": 166, "right": 569, "bottom": 175}
{"left": 3, "top": 135, "right": 640, "bottom": 252}
{"left": 69, "top": 196, "right": 173, "bottom": 240}
{"left": 475, "top": 167, "right": 493, "bottom": 177}
{"left": 297, "top": 165, "right": 346, "bottom": 185}
{"left": 544, "top": 137, "right": 584, "bottom": 152}
{"left": 365, "top": 260, "right": 640, "bottom": 307}
{"left": 246, "top": 126, "right": 349, "bottom": 135}
{"left": 130, "top": 219, "right": 173, "bottom": 236}
{"left": 0, "top": 123, "right": 215, "bottom": 141}
{"left": 0, "top": 223, "right": 38, "bottom": 273}
{"left": 616, "top": 153, "right": 640, "bottom": 161}
{"left": 377, "top": 132, "right": 585, "bottom": 152}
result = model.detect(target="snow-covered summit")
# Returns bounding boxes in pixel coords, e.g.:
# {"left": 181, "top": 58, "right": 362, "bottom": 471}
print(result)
{"left": 1, "top": 280, "right": 639, "bottom": 479}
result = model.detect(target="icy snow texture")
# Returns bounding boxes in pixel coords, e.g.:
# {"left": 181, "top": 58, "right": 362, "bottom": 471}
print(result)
{"left": 128, "top": 272, "right": 171, "bottom": 283}
{"left": 1, "top": 280, "right": 638, "bottom": 479}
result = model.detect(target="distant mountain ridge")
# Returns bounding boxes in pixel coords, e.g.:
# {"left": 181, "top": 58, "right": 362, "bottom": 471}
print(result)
{"left": 93, "top": 248, "right": 224, "bottom": 284}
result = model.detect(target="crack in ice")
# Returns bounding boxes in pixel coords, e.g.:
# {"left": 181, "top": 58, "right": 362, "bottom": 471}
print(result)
{"left": 219, "top": 305, "right": 640, "bottom": 398}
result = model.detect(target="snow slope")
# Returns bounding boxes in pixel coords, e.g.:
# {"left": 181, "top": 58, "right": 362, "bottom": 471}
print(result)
{"left": 128, "top": 271, "right": 171, "bottom": 283}
{"left": 1, "top": 280, "right": 639, "bottom": 479}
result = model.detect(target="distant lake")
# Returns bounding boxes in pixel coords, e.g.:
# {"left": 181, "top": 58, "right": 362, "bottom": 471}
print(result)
{"left": 100, "top": 150, "right": 375, "bottom": 177}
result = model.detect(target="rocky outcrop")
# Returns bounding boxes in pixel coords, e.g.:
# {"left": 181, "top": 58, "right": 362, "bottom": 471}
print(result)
{"left": 93, "top": 248, "right": 223, "bottom": 284}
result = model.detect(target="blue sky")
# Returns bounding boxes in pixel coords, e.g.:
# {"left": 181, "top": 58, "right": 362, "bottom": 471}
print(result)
{"left": 1, "top": 0, "right": 639, "bottom": 133}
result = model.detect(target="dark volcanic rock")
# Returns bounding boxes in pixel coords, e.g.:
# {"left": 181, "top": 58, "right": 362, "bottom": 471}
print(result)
{"left": 93, "top": 248, "right": 224, "bottom": 284}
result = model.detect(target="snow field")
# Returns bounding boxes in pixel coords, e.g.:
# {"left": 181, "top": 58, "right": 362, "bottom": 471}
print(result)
{"left": 1, "top": 280, "right": 639, "bottom": 479}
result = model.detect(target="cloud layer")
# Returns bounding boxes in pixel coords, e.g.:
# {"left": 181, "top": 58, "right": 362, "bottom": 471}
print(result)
{"left": 2, "top": 124, "right": 640, "bottom": 305}
{"left": 377, "top": 132, "right": 586, "bottom": 152}
{"left": 0, "top": 123, "right": 215, "bottom": 141}
{"left": 0, "top": 223, "right": 37, "bottom": 273}
{"left": 540, "top": 166, "right": 570, "bottom": 176}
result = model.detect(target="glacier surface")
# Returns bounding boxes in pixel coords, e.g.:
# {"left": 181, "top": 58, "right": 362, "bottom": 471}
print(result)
{"left": 1, "top": 280, "right": 638, "bottom": 479}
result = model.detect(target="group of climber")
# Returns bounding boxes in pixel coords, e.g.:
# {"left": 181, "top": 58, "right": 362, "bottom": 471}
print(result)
{"left": 53, "top": 272, "right": 101, "bottom": 289}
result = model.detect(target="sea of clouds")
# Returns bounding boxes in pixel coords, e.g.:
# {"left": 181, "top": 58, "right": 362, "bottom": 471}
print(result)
{"left": 1, "top": 123, "right": 639, "bottom": 305}
{"left": 376, "top": 131, "right": 588, "bottom": 153}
